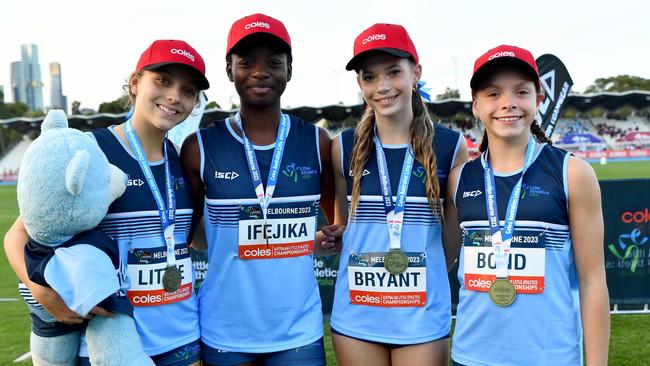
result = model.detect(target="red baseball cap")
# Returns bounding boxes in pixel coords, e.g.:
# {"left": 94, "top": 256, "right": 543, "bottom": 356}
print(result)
{"left": 136, "top": 39, "right": 209, "bottom": 90}
{"left": 346, "top": 23, "right": 419, "bottom": 71}
{"left": 470, "top": 45, "right": 539, "bottom": 90}
{"left": 226, "top": 13, "right": 291, "bottom": 57}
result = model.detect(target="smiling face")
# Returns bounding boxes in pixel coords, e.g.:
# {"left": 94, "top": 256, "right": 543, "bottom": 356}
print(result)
{"left": 472, "top": 68, "right": 544, "bottom": 145}
{"left": 227, "top": 42, "right": 291, "bottom": 109}
{"left": 356, "top": 53, "right": 421, "bottom": 121}
{"left": 130, "top": 65, "right": 199, "bottom": 132}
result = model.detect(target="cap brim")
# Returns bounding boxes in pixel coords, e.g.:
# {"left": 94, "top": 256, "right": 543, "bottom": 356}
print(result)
{"left": 470, "top": 57, "right": 538, "bottom": 90}
{"left": 228, "top": 32, "right": 291, "bottom": 58}
{"left": 345, "top": 48, "right": 413, "bottom": 71}
{"left": 143, "top": 63, "right": 210, "bottom": 90}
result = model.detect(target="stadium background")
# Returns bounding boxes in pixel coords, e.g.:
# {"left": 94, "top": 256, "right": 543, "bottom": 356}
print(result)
{"left": 1, "top": 91, "right": 649, "bottom": 364}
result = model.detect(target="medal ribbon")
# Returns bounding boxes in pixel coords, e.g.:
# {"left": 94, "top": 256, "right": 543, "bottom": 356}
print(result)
{"left": 484, "top": 136, "right": 536, "bottom": 278}
{"left": 125, "top": 119, "right": 177, "bottom": 267}
{"left": 373, "top": 130, "right": 414, "bottom": 251}
{"left": 234, "top": 111, "right": 289, "bottom": 224}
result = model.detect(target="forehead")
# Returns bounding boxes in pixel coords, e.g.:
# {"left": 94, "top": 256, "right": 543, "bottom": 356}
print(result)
{"left": 145, "top": 64, "right": 200, "bottom": 87}
{"left": 475, "top": 65, "right": 536, "bottom": 91}
{"left": 358, "top": 52, "right": 411, "bottom": 73}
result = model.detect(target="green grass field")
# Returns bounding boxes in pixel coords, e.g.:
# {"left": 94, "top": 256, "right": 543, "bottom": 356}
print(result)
{"left": 0, "top": 159, "right": 649, "bottom": 365}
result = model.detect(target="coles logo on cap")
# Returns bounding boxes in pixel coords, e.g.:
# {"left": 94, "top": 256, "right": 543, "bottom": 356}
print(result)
{"left": 226, "top": 13, "right": 291, "bottom": 56}
{"left": 170, "top": 48, "right": 195, "bottom": 62}
{"left": 346, "top": 23, "right": 418, "bottom": 71}
{"left": 136, "top": 39, "right": 209, "bottom": 90}
{"left": 362, "top": 33, "right": 387, "bottom": 45}
{"left": 488, "top": 50, "right": 516, "bottom": 60}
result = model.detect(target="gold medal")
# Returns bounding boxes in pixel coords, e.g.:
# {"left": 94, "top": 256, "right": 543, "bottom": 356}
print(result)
{"left": 162, "top": 266, "right": 182, "bottom": 292}
{"left": 384, "top": 249, "right": 408, "bottom": 274}
{"left": 489, "top": 278, "right": 516, "bottom": 307}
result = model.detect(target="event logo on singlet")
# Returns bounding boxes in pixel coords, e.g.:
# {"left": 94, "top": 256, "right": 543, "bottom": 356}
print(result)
{"left": 126, "top": 244, "right": 193, "bottom": 306}
{"left": 463, "top": 229, "right": 546, "bottom": 294}
{"left": 348, "top": 252, "right": 427, "bottom": 307}
{"left": 238, "top": 201, "right": 317, "bottom": 259}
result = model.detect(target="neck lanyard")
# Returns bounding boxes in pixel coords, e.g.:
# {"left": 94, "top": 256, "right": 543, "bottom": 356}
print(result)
{"left": 233, "top": 111, "right": 289, "bottom": 225}
{"left": 373, "top": 130, "right": 415, "bottom": 251}
{"left": 483, "top": 136, "right": 536, "bottom": 278}
{"left": 125, "top": 119, "right": 177, "bottom": 267}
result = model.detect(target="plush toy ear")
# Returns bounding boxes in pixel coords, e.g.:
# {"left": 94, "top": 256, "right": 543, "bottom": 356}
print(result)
{"left": 41, "top": 109, "right": 69, "bottom": 133}
{"left": 65, "top": 150, "right": 90, "bottom": 196}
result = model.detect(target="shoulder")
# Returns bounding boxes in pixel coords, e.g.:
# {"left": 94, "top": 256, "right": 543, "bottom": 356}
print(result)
{"left": 434, "top": 122, "right": 461, "bottom": 140}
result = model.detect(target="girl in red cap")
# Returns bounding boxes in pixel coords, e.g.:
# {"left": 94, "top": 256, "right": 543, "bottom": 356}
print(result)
{"left": 326, "top": 23, "right": 467, "bottom": 366}
{"left": 180, "top": 13, "right": 335, "bottom": 366}
{"left": 5, "top": 39, "right": 209, "bottom": 366}
{"left": 447, "top": 45, "right": 609, "bottom": 366}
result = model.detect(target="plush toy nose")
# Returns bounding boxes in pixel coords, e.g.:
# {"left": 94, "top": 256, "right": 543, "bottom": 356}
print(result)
{"left": 108, "top": 164, "right": 127, "bottom": 202}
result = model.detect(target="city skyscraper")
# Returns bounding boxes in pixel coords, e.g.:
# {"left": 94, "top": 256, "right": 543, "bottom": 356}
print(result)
{"left": 0, "top": 85, "right": 4, "bottom": 103}
{"left": 10, "top": 44, "right": 44, "bottom": 111}
{"left": 10, "top": 61, "right": 24, "bottom": 105}
{"left": 49, "top": 62, "right": 67, "bottom": 113}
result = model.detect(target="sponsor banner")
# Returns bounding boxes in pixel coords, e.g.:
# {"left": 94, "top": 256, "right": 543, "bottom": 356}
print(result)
{"left": 535, "top": 54, "right": 574, "bottom": 137}
{"left": 314, "top": 255, "right": 339, "bottom": 314}
{"left": 560, "top": 133, "right": 603, "bottom": 144}
{"left": 350, "top": 290, "right": 425, "bottom": 307}
{"left": 348, "top": 252, "right": 426, "bottom": 307}
{"left": 190, "top": 248, "right": 208, "bottom": 293}
{"left": 573, "top": 149, "right": 650, "bottom": 160}
{"left": 239, "top": 241, "right": 313, "bottom": 259}
{"left": 464, "top": 273, "right": 544, "bottom": 294}
{"left": 238, "top": 201, "right": 316, "bottom": 259}
{"left": 127, "top": 283, "right": 193, "bottom": 307}
{"left": 617, "top": 132, "right": 650, "bottom": 142}
{"left": 601, "top": 179, "right": 650, "bottom": 304}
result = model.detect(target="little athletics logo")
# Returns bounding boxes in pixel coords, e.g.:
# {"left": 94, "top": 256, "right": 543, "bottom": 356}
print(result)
{"left": 608, "top": 228, "right": 648, "bottom": 272}
{"left": 282, "top": 162, "right": 317, "bottom": 182}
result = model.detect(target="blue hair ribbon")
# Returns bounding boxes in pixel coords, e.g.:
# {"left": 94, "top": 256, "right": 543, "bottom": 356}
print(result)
{"left": 417, "top": 81, "right": 432, "bottom": 102}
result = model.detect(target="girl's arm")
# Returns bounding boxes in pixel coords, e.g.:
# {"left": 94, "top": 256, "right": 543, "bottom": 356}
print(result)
{"left": 180, "top": 132, "right": 207, "bottom": 249}
{"left": 317, "top": 134, "right": 347, "bottom": 255}
{"left": 568, "top": 156, "right": 610, "bottom": 366}
{"left": 443, "top": 137, "right": 468, "bottom": 271}
{"left": 4, "top": 217, "right": 86, "bottom": 324}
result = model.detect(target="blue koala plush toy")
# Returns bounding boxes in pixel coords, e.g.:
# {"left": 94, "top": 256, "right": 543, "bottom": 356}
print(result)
{"left": 17, "top": 110, "right": 154, "bottom": 366}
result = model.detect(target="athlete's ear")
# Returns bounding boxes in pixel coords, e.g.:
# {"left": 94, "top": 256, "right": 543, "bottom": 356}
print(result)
{"left": 413, "top": 64, "right": 422, "bottom": 85}
{"left": 286, "top": 58, "right": 292, "bottom": 82}
{"left": 129, "top": 72, "right": 141, "bottom": 96}
{"left": 226, "top": 57, "right": 234, "bottom": 83}
{"left": 536, "top": 91, "right": 545, "bottom": 109}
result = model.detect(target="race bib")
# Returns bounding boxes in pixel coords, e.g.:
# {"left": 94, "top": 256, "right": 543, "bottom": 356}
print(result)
{"left": 348, "top": 252, "right": 427, "bottom": 307}
{"left": 126, "top": 244, "right": 193, "bottom": 307}
{"left": 463, "top": 229, "right": 546, "bottom": 294}
{"left": 238, "top": 201, "right": 317, "bottom": 260}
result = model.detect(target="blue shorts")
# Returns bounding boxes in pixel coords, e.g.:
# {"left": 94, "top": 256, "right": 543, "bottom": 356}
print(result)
{"left": 201, "top": 338, "right": 325, "bottom": 366}
{"left": 330, "top": 326, "right": 449, "bottom": 349}
{"left": 79, "top": 339, "right": 200, "bottom": 366}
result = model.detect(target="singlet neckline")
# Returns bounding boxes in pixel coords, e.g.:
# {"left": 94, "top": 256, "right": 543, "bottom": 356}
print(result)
{"left": 108, "top": 125, "right": 165, "bottom": 166}
{"left": 479, "top": 143, "right": 547, "bottom": 177}
{"left": 225, "top": 116, "right": 292, "bottom": 151}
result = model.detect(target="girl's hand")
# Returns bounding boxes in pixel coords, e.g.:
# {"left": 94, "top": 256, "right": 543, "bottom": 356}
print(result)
{"left": 318, "top": 224, "right": 345, "bottom": 253}
{"left": 30, "top": 282, "right": 84, "bottom": 324}
{"left": 89, "top": 306, "right": 114, "bottom": 318}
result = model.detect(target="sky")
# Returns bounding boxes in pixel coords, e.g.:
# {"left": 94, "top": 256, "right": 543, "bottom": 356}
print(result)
{"left": 1, "top": 0, "right": 648, "bottom": 112}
